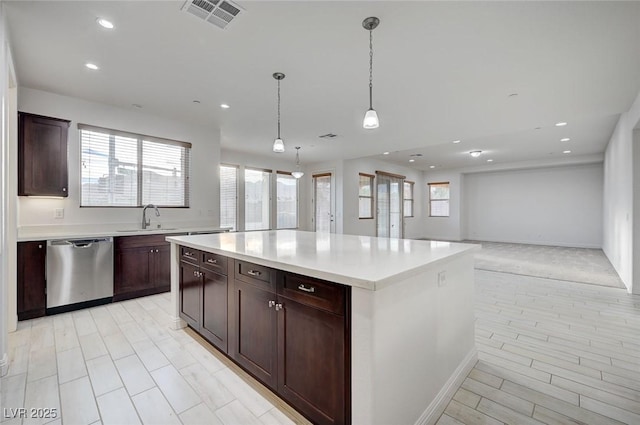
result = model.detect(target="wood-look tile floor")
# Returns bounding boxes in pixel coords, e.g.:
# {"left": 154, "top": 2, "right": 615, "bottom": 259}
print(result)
{"left": 1, "top": 294, "right": 300, "bottom": 425}
{"left": 438, "top": 270, "right": 640, "bottom": 425}
{"left": 3, "top": 269, "right": 639, "bottom": 425}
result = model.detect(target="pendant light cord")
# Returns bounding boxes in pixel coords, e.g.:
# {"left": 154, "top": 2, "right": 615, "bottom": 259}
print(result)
{"left": 277, "top": 79, "right": 281, "bottom": 139}
{"left": 369, "top": 28, "right": 374, "bottom": 109}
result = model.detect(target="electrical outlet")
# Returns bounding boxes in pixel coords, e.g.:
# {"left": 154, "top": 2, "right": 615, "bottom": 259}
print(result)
{"left": 437, "top": 271, "right": 447, "bottom": 287}
{"left": 54, "top": 208, "right": 64, "bottom": 219}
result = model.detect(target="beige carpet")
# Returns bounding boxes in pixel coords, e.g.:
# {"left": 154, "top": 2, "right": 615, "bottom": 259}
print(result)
{"left": 464, "top": 240, "right": 625, "bottom": 289}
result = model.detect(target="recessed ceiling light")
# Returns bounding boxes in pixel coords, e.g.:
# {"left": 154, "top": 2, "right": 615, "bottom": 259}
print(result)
{"left": 220, "top": 104, "right": 230, "bottom": 109}
{"left": 409, "top": 159, "right": 415, "bottom": 163}
{"left": 560, "top": 138, "right": 570, "bottom": 142}
{"left": 383, "top": 152, "right": 389, "bottom": 155}
{"left": 452, "top": 140, "right": 461, "bottom": 144}
{"left": 469, "top": 150, "right": 482, "bottom": 157}
{"left": 96, "top": 18, "right": 114, "bottom": 29}
{"left": 429, "top": 165, "right": 435, "bottom": 169}
{"left": 85, "top": 63, "right": 99, "bottom": 70}
{"left": 555, "top": 122, "right": 568, "bottom": 127}
{"left": 487, "top": 159, "right": 494, "bottom": 162}
{"left": 563, "top": 150, "right": 571, "bottom": 154}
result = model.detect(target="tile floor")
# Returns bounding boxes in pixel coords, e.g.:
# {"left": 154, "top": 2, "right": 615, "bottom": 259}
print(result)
{"left": 1, "top": 294, "right": 297, "bottom": 425}
{"left": 3, "top": 268, "right": 639, "bottom": 424}
{"left": 439, "top": 270, "right": 640, "bottom": 425}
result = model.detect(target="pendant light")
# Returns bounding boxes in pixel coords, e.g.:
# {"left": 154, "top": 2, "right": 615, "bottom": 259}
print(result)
{"left": 272, "top": 72, "right": 286, "bottom": 153}
{"left": 362, "top": 17, "right": 380, "bottom": 129}
{"left": 292, "top": 146, "right": 304, "bottom": 179}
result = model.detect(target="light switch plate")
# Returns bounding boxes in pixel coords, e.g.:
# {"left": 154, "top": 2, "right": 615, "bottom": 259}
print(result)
{"left": 54, "top": 208, "right": 64, "bottom": 219}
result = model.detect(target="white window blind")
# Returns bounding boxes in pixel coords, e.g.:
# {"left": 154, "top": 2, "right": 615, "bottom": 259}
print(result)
{"left": 313, "top": 174, "right": 332, "bottom": 233}
{"left": 277, "top": 172, "right": 298, "bottom": 229}
{"left": 245, "top": 168, "right": 270, "bottom": 231}
{"left": 80, "top": 124, "right": 190, "bottom": 207}
{"left": 429, "top": 182, "right": 450, "bottom": 217}
{"left": 220, "top": 165, "right": 238, "bottom": 231}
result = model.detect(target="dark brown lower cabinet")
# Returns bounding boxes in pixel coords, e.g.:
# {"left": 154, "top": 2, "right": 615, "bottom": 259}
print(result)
{"left": 17, "top": 241, "right": 47, "bottom": 320}
{"left": 230, "top": 279, "right": 278, "bottom": 390}
{"left": 178, "top": 248, "right": 350, "bottom": 425}
{"left": 114, "top": 234, "right": 172, "bottom": 301}
{"left": 277, "top": 297, "right": 347, "bottom": 425}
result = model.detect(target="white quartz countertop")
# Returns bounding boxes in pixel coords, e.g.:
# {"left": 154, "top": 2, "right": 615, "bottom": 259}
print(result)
{"left": 167, "top": 230, "right": 480, "bottom": 290}
{"left": 17, "top": 223, "right": 229, "bottom": 242}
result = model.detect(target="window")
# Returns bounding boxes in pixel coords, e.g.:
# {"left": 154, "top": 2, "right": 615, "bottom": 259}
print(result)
{"left": 429, "top": 182, "right": 450, "bottom": 217}
{"left": 80, "top": 124, "right": 190, "bottom": 207}
{"left": 220, "top": 165, "right": 238, "bottom": 231}
{"left": 358, "top": 173, "right": 374, "bottom": 219}
{"left": 404, "top": 181, "right": 414, "bottom": 217}
{"left": 245, "top": 168, "right": 271, "bottom": 231}
{"left": 277, "top": 172, "right": 298, "bottom": 229}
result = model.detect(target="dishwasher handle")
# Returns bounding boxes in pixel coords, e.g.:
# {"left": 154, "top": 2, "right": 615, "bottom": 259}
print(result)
{"left": 48, "top": 238, "right": 112, "bottom": 248}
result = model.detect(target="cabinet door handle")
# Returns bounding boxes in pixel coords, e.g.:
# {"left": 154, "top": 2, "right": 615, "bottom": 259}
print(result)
{"left": 62, "top": 188, "right": 66, "bottom": 192}
{"left": 193, "top": 270, "right": 198, "bottom": 277}
{"left": 155, "top": 249, "right": 159, "bottom": 253}
{"left": 247, "top": 270, "right": 261, "bottom": 277}
{"left": 151, "top": 249, "right": 154, "bottom": 253}
{"left": 275, "top": 303, "right": 283, "bottom": 311}
{"left": 268, "top": 300, "right": 276, "bottom": 308}
{"left": 297, "top": 284, "right": 315, "bottom": 293}
{"left": 207, "top": 258, "right": 218, "bottom": 264}
{"left": 198, "top": 271, "right": 203, "bottom": 278}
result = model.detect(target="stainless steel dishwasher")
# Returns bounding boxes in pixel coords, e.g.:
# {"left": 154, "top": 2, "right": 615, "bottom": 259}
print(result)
{"left": 46, "top": 237, "right": 114, "bottom": 310}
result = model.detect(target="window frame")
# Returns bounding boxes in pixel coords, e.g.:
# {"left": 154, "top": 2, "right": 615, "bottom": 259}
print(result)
{"left": 276, "top": 170, "right": 299, "bottom": 229}
{"left": 428, "top": 181, "right": 450, "bottom": 217}
{"left": 78, "top": 123, "right": 191, "bottom": 208}
{"left": 358, "top": 173, "right": 375, "bottom": 219}
{"left": 403, "top": 180, "right": 414, "bottom": 218}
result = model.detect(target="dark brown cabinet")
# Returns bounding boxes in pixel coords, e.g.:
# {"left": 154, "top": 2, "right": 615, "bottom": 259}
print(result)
{"left": 17, "top": 241, "right": 47, "bottom": 320}
{"left": 179, "top": 247, "right": 229, "bottom": 352}
{"left": 178, "top": 248, "right": 351, "bottom": 425}
{"left": 114, "top": 234, "right": 172, "bottom": 301}
{"left": 18, "top": 112, "right": 70, "bottom": 197}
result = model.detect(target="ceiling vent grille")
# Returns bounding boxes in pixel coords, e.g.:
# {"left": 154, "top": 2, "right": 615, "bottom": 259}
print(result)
{"left": 182, "top": 0, "right": 243, "bottom": 30}
{"left": 319, "top": 133, "right": 338, "bottom": 139}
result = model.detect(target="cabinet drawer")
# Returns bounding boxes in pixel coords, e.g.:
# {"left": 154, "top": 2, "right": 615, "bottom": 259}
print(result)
{"left": 234, "top": 260, "right": 275, "bottom": 291}
{"left": 180, "top": 246, "right": 200, "bottom": 264}
{"left": 278, "top": 272, "right": 346, "bottom": 316}
{"left": 201, "top": 252, "right": 227, "bottom": 275}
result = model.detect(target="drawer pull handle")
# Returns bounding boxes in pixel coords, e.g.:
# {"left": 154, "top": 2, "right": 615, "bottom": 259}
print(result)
{"left": 298, "top": 284, "right": 316, "bottom": 293}
{"left": 207, "top": 258, "right": 218, "bottom": 264}
{"left": 268, "top": 300, "right": 276, "bottom": 308}
{"left": 247, "top": 270, "right": 262, "bottom": 277}
{"left": 184, "top": 251, "right": 193, "bottom": 257}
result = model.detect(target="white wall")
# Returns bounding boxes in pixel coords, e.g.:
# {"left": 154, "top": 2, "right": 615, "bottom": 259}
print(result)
{"left": 463, "top": 164, "right": 603, "bottom": 248}
{"left": 603, "top": 90, "right": 640, "bottom": 293}
{"left": 423, "top": 170, "right": 464, "bottom": 241}
{"left": 17, "top": 88, "right": 221, "bottom": 229}
{"left": 342, "top": 157, "right": 423, "bottom": 239}
{"left": 220, "top": 149, "right": 298, "bottom": 232}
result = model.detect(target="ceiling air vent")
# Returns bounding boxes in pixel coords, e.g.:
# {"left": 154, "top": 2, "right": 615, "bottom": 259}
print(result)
{"left": 181, "top": 0, "right": 243, "bottom": 30}
{"left": 319, "top": 133, "right": 338, "bottom": 139}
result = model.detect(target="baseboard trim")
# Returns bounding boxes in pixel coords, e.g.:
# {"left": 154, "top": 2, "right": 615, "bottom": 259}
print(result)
{"left": 415, "top": 347, "right": 478, "bottom": 425}
{"left": 1, "top": 352, "right": 8, "bottom": 377}
{"left": 170, "top": 316, "right": 187, "bottom": 330}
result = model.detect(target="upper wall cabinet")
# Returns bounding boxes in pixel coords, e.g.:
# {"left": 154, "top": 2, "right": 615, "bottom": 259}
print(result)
{"left": 18, "top": 112, "right": 70, "bottom": 197}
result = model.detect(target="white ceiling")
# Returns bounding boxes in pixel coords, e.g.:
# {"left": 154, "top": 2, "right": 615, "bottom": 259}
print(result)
{"left": 6, "top": 1, "right": 640, "bottom": 170}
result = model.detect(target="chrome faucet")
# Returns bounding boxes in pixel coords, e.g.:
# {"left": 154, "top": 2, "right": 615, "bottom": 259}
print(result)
{"left": 142, "top": 204, "right": 160, "bottom": 229}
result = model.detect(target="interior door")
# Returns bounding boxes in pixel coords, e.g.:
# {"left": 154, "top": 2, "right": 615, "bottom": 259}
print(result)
{"left": 313, "top": 173, "right": 334, "bottom": 233}
{"left": 376, "top": 173, "right": 404, "bottom": 238}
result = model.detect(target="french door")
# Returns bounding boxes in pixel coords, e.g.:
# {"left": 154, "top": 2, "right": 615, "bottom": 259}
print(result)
{"left": 376, "top": 172, "right": 404, "bottom": 238}
{"left": 313, "top": 173, "right": 334, "bottom": 233}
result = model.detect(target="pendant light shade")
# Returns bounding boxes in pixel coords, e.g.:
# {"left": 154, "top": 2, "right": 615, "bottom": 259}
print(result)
{"left": 362, "top": 17, "right": 380, "bottom": 130}
{"left": 292, "top": 146, "right": 304, "bottom": 179}
{"left": 272, "top": 72, "right": 286, "bottom": 153}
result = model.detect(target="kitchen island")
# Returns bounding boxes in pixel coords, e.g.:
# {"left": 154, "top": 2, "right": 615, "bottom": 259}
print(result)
{"left": 167, "top": 230, "right": 479, "bottom": 425}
